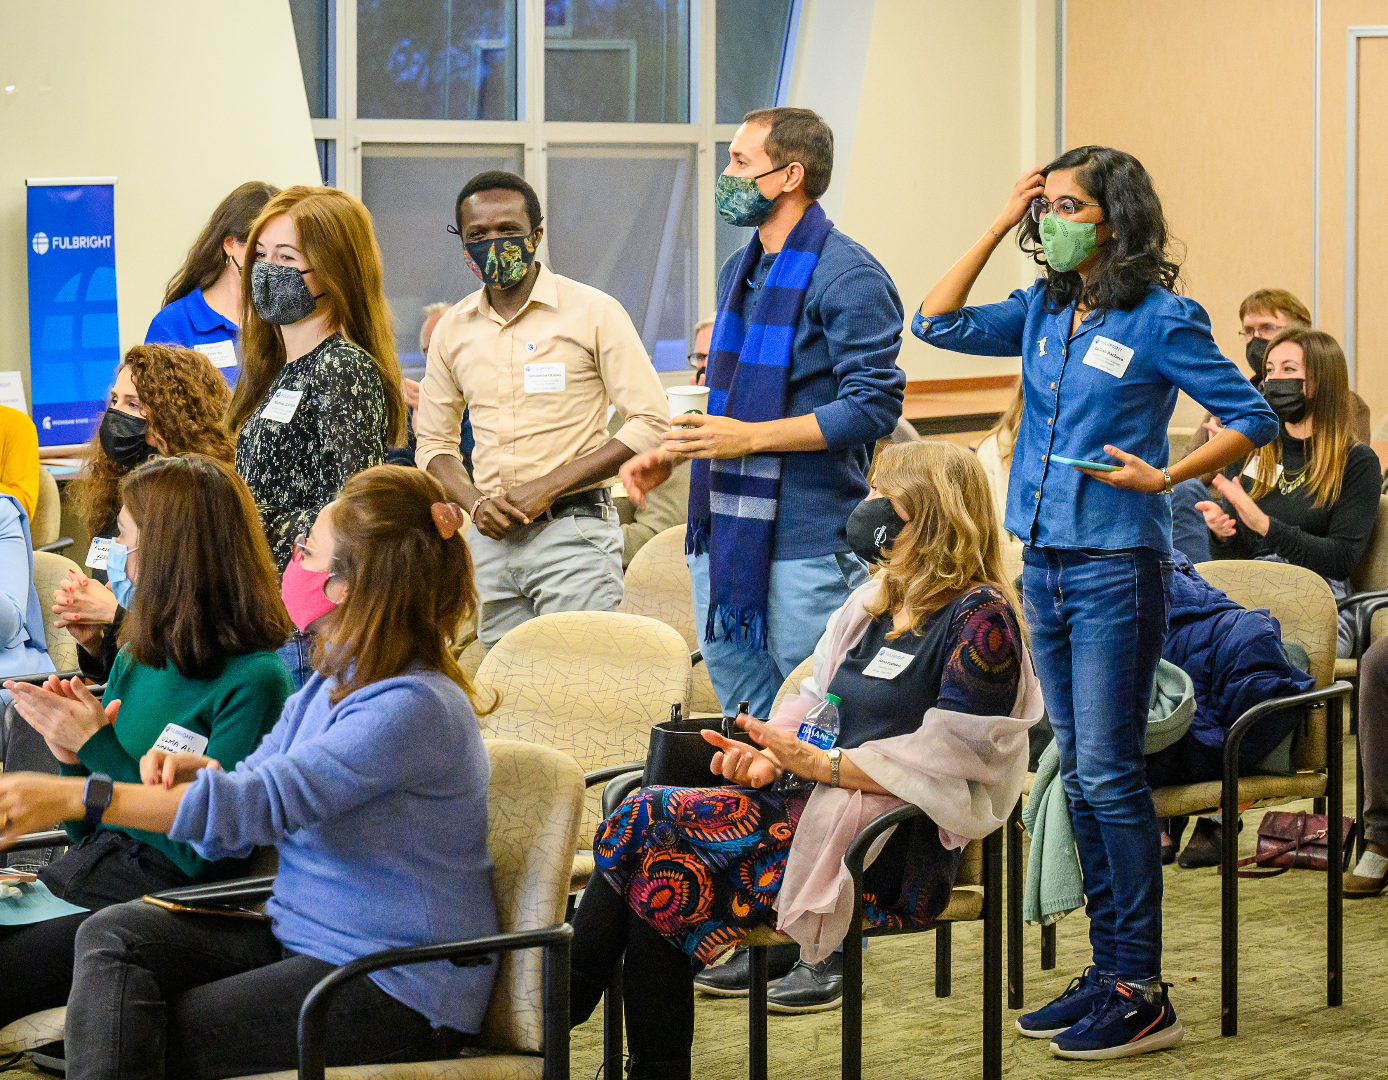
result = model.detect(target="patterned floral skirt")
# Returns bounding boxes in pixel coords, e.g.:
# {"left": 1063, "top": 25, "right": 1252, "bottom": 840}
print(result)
{"left": 593, "top": 784, "right": 960, "bottom": 965}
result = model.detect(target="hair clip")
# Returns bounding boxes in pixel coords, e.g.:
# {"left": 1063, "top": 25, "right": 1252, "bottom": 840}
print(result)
{"left": 431, "top": 501, "right": 466, "bottom": 539}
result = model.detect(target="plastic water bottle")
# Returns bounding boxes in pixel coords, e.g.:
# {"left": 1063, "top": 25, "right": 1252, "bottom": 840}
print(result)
{"left": 797, "top": 693, "right": 841, "bottom": 750}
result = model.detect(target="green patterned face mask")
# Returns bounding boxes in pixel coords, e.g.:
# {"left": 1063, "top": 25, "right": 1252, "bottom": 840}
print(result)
{"left": 463, "top": 231, "right": 537, "bottom": 289}
{"left": 715, "top": 165, "right": 790, "bottom": 227}
{"left": 1039, "top": 213, "right": 1099, "bottom": 273}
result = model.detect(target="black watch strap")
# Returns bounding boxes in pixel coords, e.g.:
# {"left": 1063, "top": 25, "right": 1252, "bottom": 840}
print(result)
{"left": 83, "top": 773, "right": 114, "bottom": 828}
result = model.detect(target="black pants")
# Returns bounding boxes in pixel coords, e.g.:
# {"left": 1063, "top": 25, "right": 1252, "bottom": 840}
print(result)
{"left": 66, "top": 901, "right": 466, "bottom": 1080}
{"left": 0, "top": 830, "right": 191, "bottom": 1027}
{"left": 570, "top": 874, "right": 700, "bottom": 1080}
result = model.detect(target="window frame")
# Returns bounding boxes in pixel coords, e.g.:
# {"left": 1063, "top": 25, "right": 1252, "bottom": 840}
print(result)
{"left": 309, "top": 0, "right": 801, "bottom": 332}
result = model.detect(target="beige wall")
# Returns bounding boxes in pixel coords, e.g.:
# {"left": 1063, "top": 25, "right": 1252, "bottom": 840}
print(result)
{"left": 0, "top": 0, "right": 321, "bottom": 402}
{"left": 825, "top": 0, "right": 1056, "bottom": 382}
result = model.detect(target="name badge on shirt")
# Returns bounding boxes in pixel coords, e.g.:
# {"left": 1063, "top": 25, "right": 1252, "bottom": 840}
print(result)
{"left": 260, "top": 388, "right": 304, "bottom": 423}
{"left": 524, "top": 363, "right": 565, "bottom": 394}
{"left": 151, "top": 722, "right": 209, "bottom": 757}
{"left": 862, "top": 646, "right": 915, "bottom": 680}
{"left": 1082, "top": 336, "right": 1135, "bottom": 379}
{"left": 195, "top": 340, "right": 238, "bottom": 369}
{"left": 85, "top": 536, "right": 111, "bottom": 570}
{"left": 1242, "top": 457, "right": 1284, "bottom": 482}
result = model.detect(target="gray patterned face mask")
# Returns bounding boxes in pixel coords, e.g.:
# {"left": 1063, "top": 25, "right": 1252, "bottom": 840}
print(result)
{"left": 250, "top": 260, "right": 323, "bottom": 325}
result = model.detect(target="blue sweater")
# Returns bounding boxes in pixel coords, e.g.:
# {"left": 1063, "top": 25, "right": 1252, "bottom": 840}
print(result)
{"left": 720, "top": 229, "right": 906, "bottom": 561}
{"left": 0, "top": 496, "right": 53, "bottom": 685}
{"left": 170, "top": 670, "right": 499, "bottom": 1033}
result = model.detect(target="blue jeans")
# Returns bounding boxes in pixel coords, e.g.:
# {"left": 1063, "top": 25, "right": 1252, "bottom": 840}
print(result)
{"left": 1022, "top": 545, "right": 1171, "bottom": 982}
{"left": 688, "top": 551, "right": 869, "bottom": 717}
{"left": 276, "top": 632, "right": 314, "bottom": 692}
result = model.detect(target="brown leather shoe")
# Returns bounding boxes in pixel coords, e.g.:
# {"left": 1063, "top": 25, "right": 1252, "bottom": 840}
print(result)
{"left": 1344, "top": 850, "right": 1388, "bottom": 898}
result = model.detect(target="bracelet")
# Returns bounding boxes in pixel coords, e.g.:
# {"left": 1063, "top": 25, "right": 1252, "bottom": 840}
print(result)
{"left": 470, "top": 494, "right": 490, "bottom": 516}
{"left": 1161, "top": 468, "right": 1173, "bottom": 496}
{"left": 988, "top": 226, "right": 1006, "bottom": 241}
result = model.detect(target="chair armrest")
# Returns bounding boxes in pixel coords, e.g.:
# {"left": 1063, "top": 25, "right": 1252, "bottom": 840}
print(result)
{"left": 3, "top": 670, "right": 83, "bottom": 687}
{"left": 584, "top": 762, "right": 646, "bottom": 790}
{"left": 1354, "top": 595, "right": 1388, "bottom": 658}
{"left": 147, "top": 875, "right": 276, "bottom": 908}
{"left": 1336, "top": 588, "right": 1388, "bottom": 612}
{"left": 1221, "top": 680, "right": 1351, "bottom": 811}
{"left": 35, "top": 538, "right": 73, "bottom": 555}
{"left": 298, "top": 923, "right": 574, "bottom": 1080}
{"left": 844, "top": 804, "right": 925, "bottom": 881}
{"left": 7, "top": 829, "right": 69, "bottom": 852}
{"left": 602, "top": 770, "right": 644, "bottom": 816}
{"left": 691, "top": 649, "right": 704, "bottom": 668}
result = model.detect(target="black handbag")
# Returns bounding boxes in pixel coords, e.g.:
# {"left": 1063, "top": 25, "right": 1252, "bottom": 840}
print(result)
{"left": 643, "top": 705, "right": 757, "bottom": 788}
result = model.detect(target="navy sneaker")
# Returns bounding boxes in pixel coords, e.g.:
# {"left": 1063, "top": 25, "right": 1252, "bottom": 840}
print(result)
{"left": 1015, "top": 966, "right": 1114, "bottom": 1038}
{"left": 1049, "top": 980, "right": 1184, "bottom": 1060}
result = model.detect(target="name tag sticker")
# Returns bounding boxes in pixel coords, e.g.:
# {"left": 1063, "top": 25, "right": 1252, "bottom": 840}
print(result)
{"left": 85, "top": 537, "right": 111, "bottom": 570}
{"left": 260, "top": 388, "right": 304, "bottom": 423}
{"left": 1242, "top": 458, "right": 1284, "bottom": 482}
{"left": 196, "top": 340, "right": 238, "bottom": 369}
{"left": 523, "top": 363, "right": 565, "bottom": 394}
{"left": 862, "top": 646, "right": 915, "bottom": 680}
{"left": 151, "top": 723, "right": 209, "bottom": 757}
{"left": 1082, "top": 336, "right": 1135, "bottom": 378}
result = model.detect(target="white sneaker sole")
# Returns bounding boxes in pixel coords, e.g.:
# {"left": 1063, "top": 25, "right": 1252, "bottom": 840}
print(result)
{"left": 1050, "top": 1020, "right": 1185, "bottom": 1060}
{"left": 1015, "top": 1020, "right": 1069, "bottom": 1039}
{"left": 694, "top": 984, "right": 750, "bottom": 998}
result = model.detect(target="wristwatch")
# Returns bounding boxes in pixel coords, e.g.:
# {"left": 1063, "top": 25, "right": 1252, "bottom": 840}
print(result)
{"left": 82, "top": 773, "right": 114, "bottom": 828}
{"left": 1161, "top": 467, "right": 1173, "bottom": 496}
{"left": 826, "top": 748, "right": 842, "bottom": 788}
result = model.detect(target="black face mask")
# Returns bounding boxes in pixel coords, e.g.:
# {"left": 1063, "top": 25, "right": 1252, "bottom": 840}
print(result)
{"left": 1262, "top": 378, "right": 1308, "bottom": 425}
{"left": 99, "top": 408, "right": 156, "bottom": 469}
{"left": 1245, "top": 336, "right": 1269, "bottom": 382}
{"left": 846, "top": 496, "right": 907, "bottom": 565}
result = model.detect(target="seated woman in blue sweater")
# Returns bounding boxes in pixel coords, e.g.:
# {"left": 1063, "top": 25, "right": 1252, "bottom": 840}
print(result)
{"left": 0, "top": 465, "right": 497, "bottom": 1080}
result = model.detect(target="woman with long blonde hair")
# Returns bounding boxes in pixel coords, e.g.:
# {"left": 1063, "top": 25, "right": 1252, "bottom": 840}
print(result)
{"left": 567, "top": 441, "right": 1040, "bottom": 1079}
{"left": 228, "top": 186, "right": 406, "bottom": 575}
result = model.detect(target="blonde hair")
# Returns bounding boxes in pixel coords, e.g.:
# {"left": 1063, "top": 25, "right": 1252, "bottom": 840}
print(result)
{"left": 1248, "top": 326, "right": 1356, "bottom": 509}
{"left": 983, "top": 379, "right": 1025, "bottom": 462}
{"left": 227, "top": 186, "right": 406, "bottom": 443}
{"left": 862, "top": 442, "right": 1023, "bottom": 640}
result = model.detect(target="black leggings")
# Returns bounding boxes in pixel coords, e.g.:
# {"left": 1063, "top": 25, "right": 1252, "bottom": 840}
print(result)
{"left": 570, "top": 874, "right": 699, "bottom": 1080}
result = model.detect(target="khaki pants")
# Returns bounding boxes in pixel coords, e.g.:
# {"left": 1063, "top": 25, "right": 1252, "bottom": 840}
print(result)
{"left": 468, "top": 513, "right": 624, "bottom": 648}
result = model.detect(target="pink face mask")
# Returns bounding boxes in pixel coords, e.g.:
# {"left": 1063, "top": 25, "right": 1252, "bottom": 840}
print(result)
{"left": 281, "top": 550, "right": 338, "bottom": 633}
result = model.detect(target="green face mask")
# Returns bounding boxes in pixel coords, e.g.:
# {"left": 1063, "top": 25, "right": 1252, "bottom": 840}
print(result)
{"left": 1039, "top": 213, "right": 1099, "bottom": 274}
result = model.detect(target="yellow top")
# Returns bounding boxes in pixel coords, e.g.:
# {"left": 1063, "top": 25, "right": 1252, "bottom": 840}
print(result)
{"left": 0, "top": 406, "right": 40, "bottom": 522}
{"left": 414, "top": 263, "right": 669, "bottom": 496}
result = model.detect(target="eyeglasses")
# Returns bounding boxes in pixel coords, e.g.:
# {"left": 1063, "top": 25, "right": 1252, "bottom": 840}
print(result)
{"left": 293, "top": 534, "right": 341, "bottom": 574}
{"left": 1030, "top": 196, "right": 1102, "bottom": 222}
{"left": 1237, "top": 324, "right": 1284, "bottom": 340}
{"left": 687, "top": 351, "right": 708, "bottom": 367}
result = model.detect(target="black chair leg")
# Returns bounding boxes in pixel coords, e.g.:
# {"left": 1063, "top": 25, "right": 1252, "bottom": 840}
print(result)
{"left": 1314, "top": 796, "right": 1327, "bottom": 816}
{"left": 983, "top": 829, "right": 1003, "bottom": 1080}
{"left": 1006, "top": 798, "right": 1024, "bottom": 1009}
{"left": 603, "top": 967, "right": 623, "bottom": 1079}
{"left": 1040, "top": 922, "right": 1056, "bottom": 970}
{"left": 1356, "top": 730, "right": 1367, "bottom": 861}
{"left": 1328, "top": 696, "right": 1344, "bottom": 1008}
{"left": 749, "top": 945, "right": 768, "bottom": 1080}
{"left": 934, "top": 922, "right": 952, "bottom": 998}
{"left": 841, "top": 922, "right": 864, "bottom": 1080}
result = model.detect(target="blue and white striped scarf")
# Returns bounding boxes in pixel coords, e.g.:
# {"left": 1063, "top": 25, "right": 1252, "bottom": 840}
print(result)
{"left": 686, "top": 202, "right": 834, "bottom": 651}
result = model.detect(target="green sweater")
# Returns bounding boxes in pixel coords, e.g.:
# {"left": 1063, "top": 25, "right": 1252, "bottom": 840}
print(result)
{"left": 61, "top": 647, "right": 293, "bottom": 879}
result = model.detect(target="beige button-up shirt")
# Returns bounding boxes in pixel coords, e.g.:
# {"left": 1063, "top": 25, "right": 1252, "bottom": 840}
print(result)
{"left": 414, "top": 264, "right": 669, "bottom": 497}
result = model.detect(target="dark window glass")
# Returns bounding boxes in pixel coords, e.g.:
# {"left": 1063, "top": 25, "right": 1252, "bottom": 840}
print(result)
{"left": 715, "top": 0, "right": 793, "bottom": 122}
{"left": 289, "top": 0, "right": 334, "bottom": 118}
{"left": 544, "top": 0, "right": 689, "bottom": 122}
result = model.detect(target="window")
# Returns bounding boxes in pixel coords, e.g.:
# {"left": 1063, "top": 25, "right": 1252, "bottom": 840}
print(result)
{"left": 360, "top": 144, "right": 524, "bottom": 369}
{"left": 291, "top": 1, "right": 800, "bottom": 358}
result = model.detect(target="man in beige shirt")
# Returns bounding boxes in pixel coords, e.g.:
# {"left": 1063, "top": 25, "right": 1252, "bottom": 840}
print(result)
{"left": 415, "top": 171, "right": 668, "bottom": 646}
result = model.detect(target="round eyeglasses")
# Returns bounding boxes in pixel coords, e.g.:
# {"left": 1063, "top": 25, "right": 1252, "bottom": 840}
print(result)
{"left": 1030, "top": 196, "right": 1102, "bottom": 222}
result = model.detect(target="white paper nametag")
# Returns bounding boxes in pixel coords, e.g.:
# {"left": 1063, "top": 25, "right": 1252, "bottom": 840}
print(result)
{"left": 0, "top": 372, "right": 27, "bottom": 415}
{"left": 1242, "top": 458, "right": 1284, "bottom": 482}
{"left": 196, "top": 340, "right": 239, "bottom": 369}
{"left": 523, "top": 363, "right": 565, "bottom": 394}
{"left": 862, "top": 646, "right": 915, "bottom": 680}
{"left": 151, "top": 722, "right": 209, "bottom": 757}
{"left": 260, "top": 388, "right": 304, "bottom": 423}
{"left": 85, "top": 537, "right": 111, "bottom": 570}
{"left": 1082, "top": 336, "right": 1135, "bottom": 378}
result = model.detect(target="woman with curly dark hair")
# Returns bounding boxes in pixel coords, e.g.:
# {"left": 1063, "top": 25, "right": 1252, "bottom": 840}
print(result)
{"left": 913, "top": 146, "right": 1280, "bottom": 1059}
{"left": 57, "top": 345, "right": 235, "bottom": 680}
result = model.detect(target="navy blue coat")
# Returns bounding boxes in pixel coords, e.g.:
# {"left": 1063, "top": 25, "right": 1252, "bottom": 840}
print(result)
{"left": 1145, "top": 552, "right": 1316, "bottom": 787}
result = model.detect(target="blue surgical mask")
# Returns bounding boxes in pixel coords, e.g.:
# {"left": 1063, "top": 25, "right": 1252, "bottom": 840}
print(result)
{"left": 106, "top": 541, "right": 137, "bottom": 609}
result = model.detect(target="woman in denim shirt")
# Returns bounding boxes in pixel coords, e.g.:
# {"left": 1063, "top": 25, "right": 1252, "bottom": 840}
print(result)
{"left": 915, "top": 145, "right": 1278, "bottom": 1060}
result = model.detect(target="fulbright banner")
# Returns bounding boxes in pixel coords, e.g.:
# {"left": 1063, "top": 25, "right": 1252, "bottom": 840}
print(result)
{"left": 25, "top": 177, "right": 119, "bottom": 447}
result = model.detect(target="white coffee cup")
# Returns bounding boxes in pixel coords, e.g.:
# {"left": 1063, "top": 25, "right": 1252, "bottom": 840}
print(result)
{"left": 666, "top": 385, "right": 710, "bottom": 418}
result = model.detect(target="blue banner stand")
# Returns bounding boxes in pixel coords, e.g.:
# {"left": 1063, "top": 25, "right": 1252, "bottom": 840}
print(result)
{"left": 25, "top": 177, "right": 119, "bottom": 450}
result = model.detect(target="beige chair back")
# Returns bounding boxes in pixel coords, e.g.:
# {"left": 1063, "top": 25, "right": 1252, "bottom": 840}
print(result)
{"left": 619, "top": 525, "right": 722, "bottom": 714}
{"left": 32, "top": 469, "right": 61, "bottom": 550}
{"left": 1195, "top": 560, "right": 1337, "bottom": 771}
{"left": 1351, "top": 495, "right": 1388, "bottom": 594}
{"left": 771, "top": 655, "right": 814, "bottom": 717}
{"left": 32, "top": 552, "right": 79, "bottom": 672}
{"left": 480, "top": 738, "right": 584, "bottom": 1054}
{"left": 955, "top": 837, "right": 984, "bottom": 887}
{"left": 476, "top": 611, "right": 690, "bottom": 839}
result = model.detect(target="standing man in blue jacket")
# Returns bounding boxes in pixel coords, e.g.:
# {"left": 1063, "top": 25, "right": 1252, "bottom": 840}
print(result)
{"left": 622, "top": 107, "right": 905, "bottom": 722}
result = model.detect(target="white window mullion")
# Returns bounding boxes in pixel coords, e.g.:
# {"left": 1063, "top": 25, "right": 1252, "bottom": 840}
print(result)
{"left": 341, "top": 0, "right": 360, "bottom": 196}
{"left": 697, "top": 0, "right": 717, "bottom": 322}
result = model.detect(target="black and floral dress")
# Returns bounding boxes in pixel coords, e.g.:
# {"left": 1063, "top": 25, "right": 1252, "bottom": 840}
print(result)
{"left": 235, "top": 335, "right": 388, "bottom": 571}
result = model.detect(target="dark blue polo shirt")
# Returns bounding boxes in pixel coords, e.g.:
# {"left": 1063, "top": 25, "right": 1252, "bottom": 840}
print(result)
{"left": 144, "top": 289, "right": 239, "bottom": 385}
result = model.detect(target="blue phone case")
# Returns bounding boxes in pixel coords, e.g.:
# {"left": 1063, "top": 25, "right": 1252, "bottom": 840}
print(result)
{"left": 1051, "top": 455, "right": 1120, "bottom": 473}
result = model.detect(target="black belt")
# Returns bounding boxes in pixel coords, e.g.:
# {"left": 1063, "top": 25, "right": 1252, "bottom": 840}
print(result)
{"left": 538, "top": 488, "right": 612, "bottom": 522}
